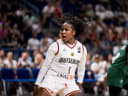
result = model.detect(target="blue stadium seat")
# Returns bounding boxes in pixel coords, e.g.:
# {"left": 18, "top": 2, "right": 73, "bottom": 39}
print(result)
{"left": 16, "top": 68, "right": 30, "bottom": 79}
{"left": 1, "top": 68, "right": 16, "bottom": 95}
{"left": 32, "top": 68, "right": 40, "bottom": 79}
{"left": 1, "top": 68, "right": 15, "bottom": 79}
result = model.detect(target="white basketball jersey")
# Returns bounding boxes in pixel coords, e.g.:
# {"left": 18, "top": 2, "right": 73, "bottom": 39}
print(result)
{"left": 49, "top": 39, "right": 84, "bottom": 76}
{"left": 35, "top": 39, "right": 87, "bottom": 86}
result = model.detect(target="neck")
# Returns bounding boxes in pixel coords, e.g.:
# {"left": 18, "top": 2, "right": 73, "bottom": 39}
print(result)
{"left": 67, "top": 38, "right": 75, "bottom": 45}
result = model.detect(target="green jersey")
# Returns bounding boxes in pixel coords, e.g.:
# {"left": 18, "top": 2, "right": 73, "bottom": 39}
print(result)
{"left": 107, "top": 43, "right": 128, "bottom": 88}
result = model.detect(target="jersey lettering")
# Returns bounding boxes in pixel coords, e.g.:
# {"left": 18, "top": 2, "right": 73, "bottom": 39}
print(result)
{"left": 59, "top": 58, "right": 80, "bottom": 64}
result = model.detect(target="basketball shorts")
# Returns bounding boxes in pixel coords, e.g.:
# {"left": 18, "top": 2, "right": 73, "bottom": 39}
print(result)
{"left": 36, "top": 69, "right": 80, "bottom": 96}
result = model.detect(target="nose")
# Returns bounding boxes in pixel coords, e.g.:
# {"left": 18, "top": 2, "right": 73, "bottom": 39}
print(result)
{"left": 61, "top": 29, "right": 66, "bottom": 34}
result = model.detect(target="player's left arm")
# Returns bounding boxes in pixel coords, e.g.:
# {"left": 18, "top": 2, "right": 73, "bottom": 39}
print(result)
{"left": 77, "top": 45, "right": 87, "bottom": 86}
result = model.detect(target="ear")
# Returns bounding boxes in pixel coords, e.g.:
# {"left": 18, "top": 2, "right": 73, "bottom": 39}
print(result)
{"left": 73, "top": 30, "right": 76, "bottom": 36}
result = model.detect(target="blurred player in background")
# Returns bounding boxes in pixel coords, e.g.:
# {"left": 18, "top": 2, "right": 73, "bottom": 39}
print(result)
{"left": 107, "top": 43, "right": 128, "bottom": 96}
{"left": 34, "top": 14, "right": 87, "bottom": 96}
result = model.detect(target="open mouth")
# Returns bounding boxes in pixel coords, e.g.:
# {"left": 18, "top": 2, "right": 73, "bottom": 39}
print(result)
{"left": 62, "top": 35, "right": 66, "bottom": 39}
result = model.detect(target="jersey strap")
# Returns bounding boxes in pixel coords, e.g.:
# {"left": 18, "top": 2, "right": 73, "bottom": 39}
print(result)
{"left": 55, "top": 41, "right": 60, "bottom": 55}
{"left": 82, "top": 44, "right": 84, "bottom": 54}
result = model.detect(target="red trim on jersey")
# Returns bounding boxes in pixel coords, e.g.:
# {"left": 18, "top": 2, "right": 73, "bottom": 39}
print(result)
{"left": 65, "top": 83, "right": 67, "bottom": 88}
{"left": 55, "top": 41, "right": 59, "bottom": 55}
{"left": 82, "top": 44, "right": 84, "bottom": 54}
{"left": 64, "top": 40, "right": 77, "bottom": 49}
{"left": 65, "top": 90, "right": 81, "bottom": 96}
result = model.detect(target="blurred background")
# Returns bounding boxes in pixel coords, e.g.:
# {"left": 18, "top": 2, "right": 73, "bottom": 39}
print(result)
{"left": 0, "top": 0, "right": 128, "bottom": 96}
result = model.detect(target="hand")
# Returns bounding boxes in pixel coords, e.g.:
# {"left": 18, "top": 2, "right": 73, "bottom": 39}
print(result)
{"left": 77, "top": 82, "right": 83, "bottom": 89}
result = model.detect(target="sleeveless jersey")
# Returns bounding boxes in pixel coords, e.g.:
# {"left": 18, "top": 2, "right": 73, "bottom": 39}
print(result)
{"left": 49, "top": 39, "right": 85, "bottom": 76}
{"left": 107, "top": 43, "right": 128, "bottom": 87}
{"left": 35, "top": 39, "right": 87, "bottom": 86}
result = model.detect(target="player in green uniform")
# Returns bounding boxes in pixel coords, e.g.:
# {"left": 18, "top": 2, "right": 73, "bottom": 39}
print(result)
{"left": 107, "top": 43, "right": 128, "bottom": 96}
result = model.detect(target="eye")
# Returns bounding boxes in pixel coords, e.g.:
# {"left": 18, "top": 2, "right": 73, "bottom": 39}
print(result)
{"left": 65, "top": 28, "right": 69, "bottom": 31}
{"left": 60, "top": 28, "right": 69, "bottom": 32}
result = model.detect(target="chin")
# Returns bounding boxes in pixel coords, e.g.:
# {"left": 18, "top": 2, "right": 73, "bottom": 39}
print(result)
{"left": 62, "top": 39, "right": 67, "bottom": 43}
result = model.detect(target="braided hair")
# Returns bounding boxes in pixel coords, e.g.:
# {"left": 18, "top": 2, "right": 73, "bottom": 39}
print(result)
{"left": 57, "top": 14, "right": 88, "bottom": 37}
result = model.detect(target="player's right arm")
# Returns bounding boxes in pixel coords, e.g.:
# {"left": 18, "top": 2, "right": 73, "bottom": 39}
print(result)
{"left": 35, "top": 42, "right": 58, "bottom": 85}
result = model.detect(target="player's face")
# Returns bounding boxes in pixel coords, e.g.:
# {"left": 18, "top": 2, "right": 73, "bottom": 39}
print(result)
{"left": 60, "top": 23, "right": 75, "bottom": 44}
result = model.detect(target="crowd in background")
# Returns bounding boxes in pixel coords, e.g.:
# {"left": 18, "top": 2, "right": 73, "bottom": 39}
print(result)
{"left": 0, "top": 0, "right": 128, "bottom": 95}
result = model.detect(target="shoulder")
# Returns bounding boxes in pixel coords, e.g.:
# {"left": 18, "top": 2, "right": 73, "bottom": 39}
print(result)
{"left": 4, "top": 59, "right": 8, "bottom": 63}
{"left": 77, "top": 41, "right": 87, "bottom": 54}
{"left": 56, "top": 39, "right": 63, "bottom": 44}
{"left": 48, "top": 42, "right": 57, "bottom": 51}
{"left": 48, "top": 40, "right": 61, "bottom": 53}
{"left": 49, "top": 39, "right": 63, "bottom": 47}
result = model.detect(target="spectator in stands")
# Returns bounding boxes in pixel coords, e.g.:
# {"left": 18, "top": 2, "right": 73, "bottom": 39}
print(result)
{"left": 23, "top": 11, "right": 37, "bottom": 27}
{"left": 4, "top": 52, "right": 17, "bottom": 69}
{"left": 49, "top": 0, "right": 63, "bottom": 29}
{"left": 33, "top": 49, "right": 40, "bottom": 57}
{"left": 10, "top": 24, "right": 20, "bottom": 36}
{"left": 32, "top": 48, "right": 40, "bottom": 61}
{"left": 86, "top": 53, "right": 93, "bottom": 65}
{"left": 95, "top": 3, "right": 106, "bottom": 20}
{"left": 99, "top": 55, "right": 107, "bottom": 71}
{"left": 1, "top": 22, "right": 10, "bottom": 39}
{"left": 22, "top": 19, "right": 32, "bottom": 43}
{"left": 86, "top": 4, "right": 94, "bottom": 19}
{"left": 91, "top": 54, "right": 105, "bottom": 95}
{"left": 32, "top": 19, "right": 41, "bottom": 34}
{"left": 54, "top": 0, "right": 63, "bottom": 18}
{"left": 40, "top": 33, "right": 54, "bottom": 56}
{"left": 26, "top": 51, "right": 33, "bottom": 62}
{"left": 0, "top": 49, "right": 5, "bottom": 69}
{"left": 90, "top": 40, "right": 102, "bottom": 55}
{"left": 114, "top": 6, "right": 124, "bottom": 19}
{"left": 99, "top": 28, "right": 113, "bottom": 56}
{"left": 34, "top": 53, "right": 44, "bottom": 68}
{"left": 27, "top": 33, "right": 40, "bottom": 50}
{"left": 95, "top": 16, "right": 106, "bottom": 35}
{"left": 7, "top": 4, "right": 16, "bottom": 22}
{"left": 17, "top": 51, "right": 34, "bottom": 93}
{"left": 17, "top": 33, "right": 25, "bottom": 48}
{"left": 6, "top": 24, "right": 22, "bottom": 48}
{"left": 122, "top": 28, "right": 128, "bottom": 45}
{"left": 103, "top": 53, "right": 112, "bottom": 96}
{"left": 41, "top": 0, "right": 54, "bottom": 28}
{"left": 78, "top": 4, "right": 88, "bottom": 22}
{"left": 0, "top": 22, "right": 3, "bottom": 40}
{"left": 15, "top": 6, "right": 25, "bottom": 17}
{"left": 99, "top": 54, "right": 109, "bottom": 96}
{"left": 1, "top": 15, "right": 7, "bottom": 25}
{"left": 105, "top": 4, "right": 114, "bottom": 19}
{"left": 106, "top": 53, "right": 112, "bottom": 68}
{"left": 17, "top": 51, "right": 33, "bottom": 68}
{"left": 85, "top": 64, "right": 95, "bottom": 80}
{"left": 83, "top": 64, "right": 95, "bottom": 95}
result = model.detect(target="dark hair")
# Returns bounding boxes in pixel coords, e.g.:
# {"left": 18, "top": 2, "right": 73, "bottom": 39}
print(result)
{"left": 58, "top": 14, "right": 88, "bottom": 37}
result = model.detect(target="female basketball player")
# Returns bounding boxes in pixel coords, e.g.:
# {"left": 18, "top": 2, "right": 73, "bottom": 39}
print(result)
{"left": 34, "top": 14, "right": 87, "bottom": 96}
